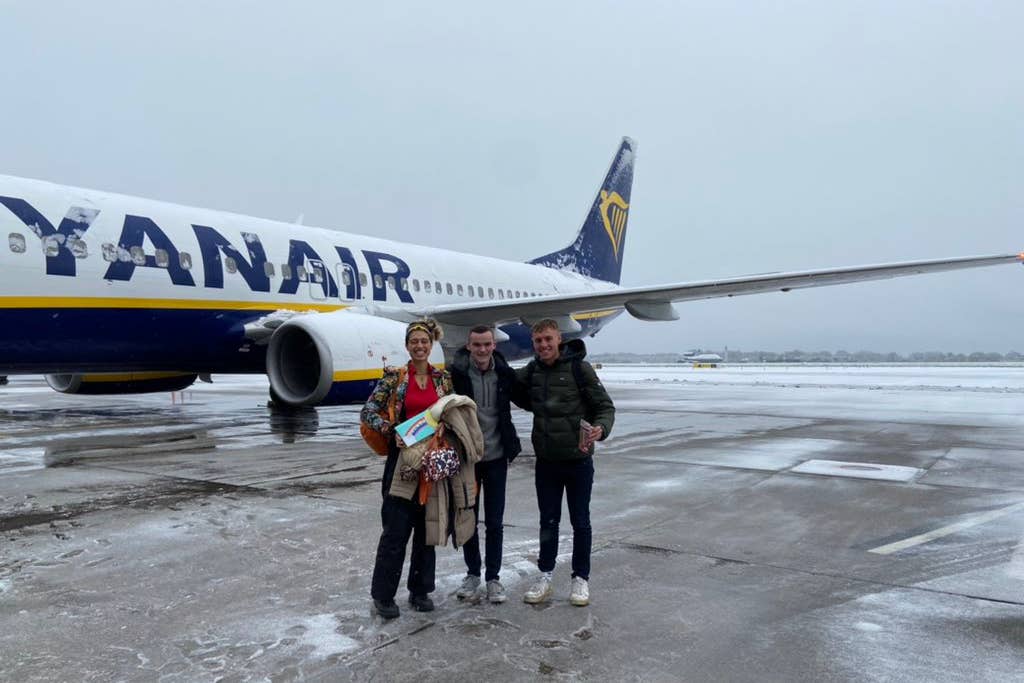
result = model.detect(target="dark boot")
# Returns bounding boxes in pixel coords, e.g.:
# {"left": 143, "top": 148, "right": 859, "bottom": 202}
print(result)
{"left": 408, "top": 594, "right": 435, "bottom": 612}
{"left": 373, "top": 599, "right": 400, "bottom": 619}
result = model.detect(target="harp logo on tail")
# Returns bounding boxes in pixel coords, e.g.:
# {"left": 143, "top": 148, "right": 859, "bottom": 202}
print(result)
{"left": 599, "top": 190, "right": 630, "bottom": 261}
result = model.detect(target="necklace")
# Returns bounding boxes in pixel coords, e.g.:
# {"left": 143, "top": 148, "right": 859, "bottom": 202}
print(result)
{"left": 413, "top": 372, "right": 429, "bottom": 389}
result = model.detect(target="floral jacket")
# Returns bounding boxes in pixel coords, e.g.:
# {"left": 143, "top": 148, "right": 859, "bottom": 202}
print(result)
{"left": 360, "top": 361, "right": 453, "bottom": 433}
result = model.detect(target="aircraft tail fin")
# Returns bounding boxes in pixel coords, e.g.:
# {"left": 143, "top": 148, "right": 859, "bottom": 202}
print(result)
{"left": 529, "top": 137, "right": 636, "bottom": 284}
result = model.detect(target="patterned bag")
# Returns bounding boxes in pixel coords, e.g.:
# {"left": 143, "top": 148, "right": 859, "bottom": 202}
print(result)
{"left": 420, "top": 424, "right": 461, "bottom": 482}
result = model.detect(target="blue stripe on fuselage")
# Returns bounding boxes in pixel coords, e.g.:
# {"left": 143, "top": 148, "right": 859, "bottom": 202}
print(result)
{"left": 0, "top": 307, "right": 270, "bottom": 373}
{"left": 0, "top": 308, "right": 621, "bottom": 374}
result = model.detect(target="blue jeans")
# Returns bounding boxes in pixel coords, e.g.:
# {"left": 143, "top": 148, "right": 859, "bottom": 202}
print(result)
{"left": 462, "top": 458, "right": 508, "bottom": 581}
{"left": 535, "top": 456, "right": 594, "bottom": 580}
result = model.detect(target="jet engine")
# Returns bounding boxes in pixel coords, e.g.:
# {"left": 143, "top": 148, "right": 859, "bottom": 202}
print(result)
{"left": 266, "top": 310, "right": 442, "bottom": 407}
{"left": 45, "top": 372, "right": 198, "bottom": 395}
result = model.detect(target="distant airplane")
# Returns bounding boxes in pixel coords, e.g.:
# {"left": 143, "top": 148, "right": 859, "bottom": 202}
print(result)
{"left": 684, "top": 352, "right": 724, "bottom": 364}
{"left": 1, "top": 138, "right": 1020, "bottom": 406}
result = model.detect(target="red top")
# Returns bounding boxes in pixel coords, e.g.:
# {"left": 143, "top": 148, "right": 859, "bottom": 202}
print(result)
{"left": 404, "top": 369, "right": 439, "bottom": 417}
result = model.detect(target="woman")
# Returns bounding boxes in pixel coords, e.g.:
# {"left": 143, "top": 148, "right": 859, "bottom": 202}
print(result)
{"left": 361, "top": 318, "right": 452, "bottom": 620}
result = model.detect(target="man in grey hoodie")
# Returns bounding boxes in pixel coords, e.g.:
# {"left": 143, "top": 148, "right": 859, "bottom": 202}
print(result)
{"left": 449, "top": 325, "right": 522, "bottom": 603}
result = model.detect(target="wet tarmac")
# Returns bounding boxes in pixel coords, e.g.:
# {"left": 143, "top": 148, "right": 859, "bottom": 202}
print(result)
{"left": 2, "top": 367, "right": 1023, "bottom": 682}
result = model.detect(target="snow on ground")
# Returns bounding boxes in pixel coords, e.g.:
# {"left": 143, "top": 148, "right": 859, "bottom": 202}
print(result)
{"left": 596, "top": 363, "right": 1024, "bottom": 391}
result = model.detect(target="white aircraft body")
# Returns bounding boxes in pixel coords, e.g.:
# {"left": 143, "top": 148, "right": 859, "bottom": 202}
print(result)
{"left": 1, "top": 138, "right": 1020, "bottom": 405}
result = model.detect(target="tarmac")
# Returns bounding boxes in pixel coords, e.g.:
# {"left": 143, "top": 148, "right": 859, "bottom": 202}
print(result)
{"left": 1, "top": 366, "right": 1023, "bottom": 682}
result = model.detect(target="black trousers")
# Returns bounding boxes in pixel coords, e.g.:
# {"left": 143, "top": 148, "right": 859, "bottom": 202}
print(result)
{"left": 370, "top": 493, "right": 436, "bottom": 601}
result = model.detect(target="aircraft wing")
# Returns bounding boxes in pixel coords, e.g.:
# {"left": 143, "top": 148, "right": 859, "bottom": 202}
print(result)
{"left": 414, "top": 253, "right": 1023, "bottom": 326}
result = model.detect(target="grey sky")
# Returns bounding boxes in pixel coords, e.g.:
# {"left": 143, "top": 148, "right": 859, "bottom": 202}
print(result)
{"left": 2, "top": 1, "right": 1022, "bottom": 353}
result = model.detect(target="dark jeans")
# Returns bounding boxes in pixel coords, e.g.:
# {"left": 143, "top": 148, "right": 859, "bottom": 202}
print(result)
{"left": 535, "top": 456, "right": 594, "bottom": 580}
{"left": 462, "top": 458, "right": 508, "bottom": 582}
{"left": 370, "top": 494, "right": 436, "bottom": 601}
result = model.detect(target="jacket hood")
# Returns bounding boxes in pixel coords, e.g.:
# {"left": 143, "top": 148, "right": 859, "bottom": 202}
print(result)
{"left": 561, "top": 338, "right": 587, "bottom": 361}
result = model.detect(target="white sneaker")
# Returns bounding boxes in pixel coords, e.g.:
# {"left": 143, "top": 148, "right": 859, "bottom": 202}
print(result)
{"left": 523, "top": 572, "right": 553, "bottom": 604}
{"left": 456, "top": 574, "right": 481, "bottom": 599}
{"left": 486, "top": 579, "right": 507, "bottom": 604}
{"left": 569, "top": 576, "right": 589, "bottom": 606}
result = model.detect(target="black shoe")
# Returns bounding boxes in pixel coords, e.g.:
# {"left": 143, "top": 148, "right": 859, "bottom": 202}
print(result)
{"left": 373, "top": 599, "right": 400, "bottom": 619}
{"left": 408, "top": 594, "right": 435, "bottom": 612}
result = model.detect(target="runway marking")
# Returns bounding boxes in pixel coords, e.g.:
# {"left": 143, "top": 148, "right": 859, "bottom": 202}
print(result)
{"left": 869, "top": 501, "right": 1024, "bottom": 555}
{"left": 791, "top": 459, "right": 922, "bottom": 482}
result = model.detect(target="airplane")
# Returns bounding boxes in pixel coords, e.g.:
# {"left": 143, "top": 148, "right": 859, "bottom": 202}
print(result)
{"left": 1, "top": 138, "right": 1020, "bottom": 406}
{"left": 683, "top": 352, "right": 724, "bottom": 364}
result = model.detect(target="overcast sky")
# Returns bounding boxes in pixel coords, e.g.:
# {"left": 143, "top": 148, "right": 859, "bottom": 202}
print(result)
{"left": 2, "top": 1, "right": 1022, "bottom": 353}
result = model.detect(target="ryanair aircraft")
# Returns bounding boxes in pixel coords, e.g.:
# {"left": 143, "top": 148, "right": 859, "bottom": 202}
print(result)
{"left": 1, "top": 138, "right": 1020, "bottom": 406}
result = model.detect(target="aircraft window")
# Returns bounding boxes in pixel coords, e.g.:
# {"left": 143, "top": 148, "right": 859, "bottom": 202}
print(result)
{"left": 400, "top": 277, "right": 409, "bottom": 291}
{"left": 477, "top": 286, "right": 484, "bottom": 298}
{"left": 281, "top": 263, "right": 292, "bottom": 280}
{"left": 424, "top": 280, "right": 432, "bottom": 293}
{"left": 180, "top": 252, "right": 192, "bottom": 270}
{"left": 488, "top": 287, "right": 494, "bottom": 299}
{"left": 446, "top": 282, "right": 453, "bottom": 295}
{"left": 8, "top": 233, "right": 26, "bottom": 254}
{"left": 297, "top": 265, "right": 308, "bottom": 282}
{"left": 435, "top": 281, "right": 442, "bottom": 293}
{"left": 412, "top": 278, "right": 420, "bottom": 292}
{"left": 341, "top": 270, "right": 352, "bottom": 286}
{"left": 457, "top": 284, "right": 464, "bottom": 296}
{"left": 498, "top": 289, "right": 504, "bottom": 300}
{"left": 359, "top": 273, "right": 367, "bottom": 287}
{"left": 154, "top": 248, "right": 169, "bottom": 268}
{"left": 465, "top": 284, "right": 473, "bottom": 297}
{"left": 312, "top": 268, "right": 324, "bottom": 284}
{"left": 506, "top": 289, "right": 512, "bottom": 299}
{"left": 101, "top": 242, "right": 116, "bottom": 262}
{"left": 264, "top": 262, "right": 275, "bottom": 278}
{"left": 374, "top": 274, "right": 383, "bottom": 289}
{"left": 224, "top": 256, "right": 237, "bottom": 273}
{"left": 68, "top": 239, "right": 87, "bottom": 259}
{"left": 387, "top": 275, "right": 396, "bottom": 289}
{"left": 43, "top": 235, "right": 60, "bottom": 257}
{"left": 129, "top": 246, "right": 146, "bottom": 265}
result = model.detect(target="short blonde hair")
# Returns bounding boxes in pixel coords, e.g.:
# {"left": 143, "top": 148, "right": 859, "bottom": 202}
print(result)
{"left": 530, "top": 319, "right": 560, "bottom": 335}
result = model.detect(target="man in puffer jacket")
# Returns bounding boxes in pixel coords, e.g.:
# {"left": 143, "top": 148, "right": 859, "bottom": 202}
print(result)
{"left": 516, "top": 319, "right": 615, "bottom": 608}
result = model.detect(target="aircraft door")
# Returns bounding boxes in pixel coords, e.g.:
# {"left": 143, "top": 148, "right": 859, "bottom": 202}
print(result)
{"left": 308, "top": 259, "right": 327, "bottom": 300}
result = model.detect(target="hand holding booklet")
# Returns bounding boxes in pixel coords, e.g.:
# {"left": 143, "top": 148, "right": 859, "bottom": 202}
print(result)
{"left": 579, "top": 419, "right": 597, "bottom": 452}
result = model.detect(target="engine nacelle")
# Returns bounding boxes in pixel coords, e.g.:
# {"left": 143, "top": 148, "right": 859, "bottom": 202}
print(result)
{"left": 266, "top": 311, "right": 443, "bottom": 407}
{"left": 45, "top": 372, "right": 198, "bottom": 395}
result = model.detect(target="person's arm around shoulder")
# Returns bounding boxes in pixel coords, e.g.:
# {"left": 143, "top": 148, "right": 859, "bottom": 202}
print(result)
{"left": 438, "top": 368, "right": 454, "bottom": 397}
{"left": 580, "top": 361, "right": 614, "bottom": 440}
{"left": 361, "top": 367, "right": 399, "bottom": 433}
{"left": 511, "top": 363, "right": 533, "bottom": 412}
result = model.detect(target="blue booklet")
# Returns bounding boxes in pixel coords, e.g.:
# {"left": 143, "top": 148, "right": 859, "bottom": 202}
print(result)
{"left": 394, "top": 408, "right": 440, "bottom": 447}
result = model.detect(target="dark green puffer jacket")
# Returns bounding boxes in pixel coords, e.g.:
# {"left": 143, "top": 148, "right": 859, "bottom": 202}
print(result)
{"left": 515, "top": 339, "right": 615, "bottom": 461}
